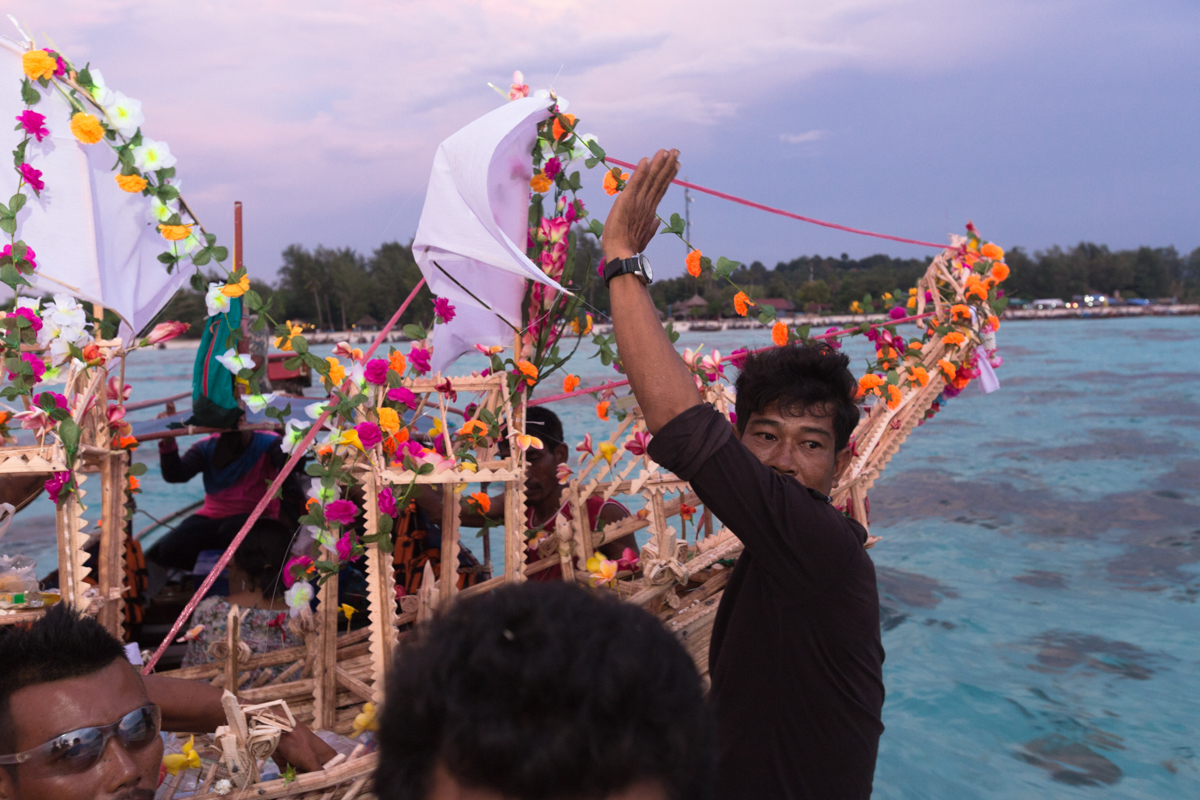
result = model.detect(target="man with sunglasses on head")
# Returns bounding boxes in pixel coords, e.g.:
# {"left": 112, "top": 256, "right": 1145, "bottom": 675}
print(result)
{"left": 0, "top": 603, "right": 335, "bottom": 800}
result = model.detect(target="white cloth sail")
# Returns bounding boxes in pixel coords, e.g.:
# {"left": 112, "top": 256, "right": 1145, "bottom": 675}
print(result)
{"left": 0, "top": 40, "right": 189, "bottom": 341}
{"left": 412, "top": 96, "right": 566, "bottom": 373}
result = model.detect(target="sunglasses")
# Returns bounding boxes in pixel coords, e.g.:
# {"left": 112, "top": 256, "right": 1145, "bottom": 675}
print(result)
{"left": 0, "top": 704, "right": 161, "bottom": 775}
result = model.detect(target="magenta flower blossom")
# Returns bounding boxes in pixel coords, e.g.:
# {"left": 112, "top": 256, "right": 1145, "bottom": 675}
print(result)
{"left": 433, "top": 297, "right": 456, "bottom": 323}
{"left": 625, "top": 430, "right": 652, "bottom": 456}
{"left": 325, "top": 499, "right": 357, "bottom": 526}
{"left": 1, "top": 244, "right": 36, "bottom": 269}
{"left": 889, "top": 306, "right": 907, "bottom": 320}
{"left": 48, "top": 51, "right": 65, "bottom": 77}
{"left": 597, "top": 258, "right": 605, "bottom": 278}
{"left": 543, "top": 157, "right": 562, "bottom": 178}
{"left": 16, "top": 110, "right": 48, "bottom": 142}
{"left": 45, "top": 471, "right": 69, "bottom": 504}
{"left": 564, "top": 198, "right": 583, "bottom": 223}
{"left": 409, "top": 346, "right": 431, "bottom": 375}
{"left": 823, "top": 327, "right": 842, "bottom": 349}
{"left": 13, "top": 306, "right": 41, "bottom": 332}
{"left": 395, "top": 440, "right": 424, "bottom": 463}
{"left": 355, "top": 421, "right": 383, "bottom": 450}
{"left": 283, "top": 556, "right": 313, "bottom": 589}
{"left": 8, "top": 351, "right": 46, "bottom": 382}
{"left": 145, "top": 321, "right": 188, "bottom": 344}
{"left": 363, "top": 358, "right": 390, "bottom": 385}
{"left": 387, "top": 386, "right": 418, "bottom": 409}
{"left": 335, "top": 532, "right": 354, "bottom": 561}
{"left": 378, "top": 486, "right": 397, "bottom": 517}
{"left": 34, "top": 391, "right": 68, "bottom": 411}
{"left": 728, "top": 348, "right": 749, "bottom": 371}
{"left": 18, "top": 162, "right": 44, "bottom": 193}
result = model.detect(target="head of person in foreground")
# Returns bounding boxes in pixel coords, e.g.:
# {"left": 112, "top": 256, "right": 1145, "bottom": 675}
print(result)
{"left": 734, "top": 342, "right": 861, "bottom": 495}
{"left": 375, "top": 581, "right": 714, "bottom": 800}
{"left": 0, "top": 604, "right": 162, "bottom": 800}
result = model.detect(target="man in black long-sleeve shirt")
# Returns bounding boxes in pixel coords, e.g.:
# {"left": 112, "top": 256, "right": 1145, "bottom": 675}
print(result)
{"left": 601, "top": 150, "right": 884, "bottom": 798}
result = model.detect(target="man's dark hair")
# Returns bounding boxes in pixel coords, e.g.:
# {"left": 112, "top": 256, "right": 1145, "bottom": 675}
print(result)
{"left": 522, "top": 405, "right": 564, "bottom": 448}
{"left": 0, "top": 603, "right": 126, "bottom": 753}
{"left": 375, "top": 582, "right": 714, "bottom": 800}
{"left": 233, "top": 519, "right": 296, "bottom": 599}
{"left": 734, "top": 342, "right": 861, "bottom": 451}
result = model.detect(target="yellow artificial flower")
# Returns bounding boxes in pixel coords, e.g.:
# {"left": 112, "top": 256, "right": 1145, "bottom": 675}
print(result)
{"left": 339, "top": 430, "right": 364, "bottom": 451}
{"left": 162, "top": 735, "right": 201, "bottom": 775}
{"left": 339, "top": 603, "right": 356, "bottom": 622}
{"left": 351, "top": 702, "right": 378, "bottom": 737}
{"left": 115, "top": 173, "right": 147, "bottom": 193}
{"left": 221, "top": 274, "right": 250, "bottom": 298}
{"left": 597, "top": 441, "right": 617, "bottom": 464}
{"left": 22, "top": 50, "right": 57, "bottom": 81}
{"left": 158, "top": 224, "right": 193, "bottom": 242}
{"left": 377, "top": 406, "right": 400, "bottom": 435}
{"left": 530, "top": 172, "right": 553, "bottom": 193}
{"left": 325, "top": 357, "right": 346, "bottom": 385}
{"left": 274, "top": 322, "right": 302, "bottom": 351}
{"left": 69, "top": 112, "right": 104, "bottom": 144}
{"left": 429, "top": 417, "right": 444, "bottom": 438}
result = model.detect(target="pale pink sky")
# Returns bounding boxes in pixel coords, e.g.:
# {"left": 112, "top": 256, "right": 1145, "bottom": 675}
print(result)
{"left": 10, "top": 0, "right": 1198, "bottom": 279}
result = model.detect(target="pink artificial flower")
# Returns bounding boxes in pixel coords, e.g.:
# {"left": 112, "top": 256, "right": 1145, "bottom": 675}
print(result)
{"left": 596, "top": 258, "right": 605, "bottom": 279}
{"left": 18, "top": 162, "right": 44, "bottom": 193}
{"left": 625, "top": 430, "right": 652, "bottom": 456}
{"left": 44, "top": 471, "right": 70, "bottom": 504}
{"left": 363, "top": 358, "right": 389, "bottom": 385}
{"left": 13, "top": 306, "right": 41, "bottom": 332}
{"left": 433, "top": 297, "right": 456, "bottom": 323}
{"left": 394, "top": 439, "right": 424, "bottom": 464}
{"left": 335, "top": 532, "right": 354, "bottom": 561}
{"left": 434, "top": 377, "right": 456, "bottom": 402}
{"left": 564, "top": 198, "right": 583, "bottom": 224}
{"left": 617, "top": 547, "right": 640, "bottom": 572}
{"left": 387, "top": 386, "right": 419, "bottom": 409}
{"left": 283, "top": 556, "right": 313, "bottom": 589}
{"left": 107, "top": 404, "right": 130, "bottom": 434}
{"left": 700, "top": 350, "right": 724, "bottom": 381}
{"left": 575, "top": 433, "right": 594, "bottom": 462}
{"left": 728, "top": 348, "right": 749, "bottom": 370}
{"left": 107, "top": 376, "right": 132, "bottom": 402}
{"left": 15, "top": 110, "right": 48, "bottom": 142}
{"left": 7, "top": 351, "right": 45, "bottom": 382}
{"left": 34, "top": 391, "right": 68, "bottom": 411}
{"left": 48, "top": 51, "right": 65, "bottom": 77}
{"left": 889, "top": 306, "right": 907, "bottom": 320}
{"left": 543, "top": 157, "right": 562, "bottom": 179}
{"left": 1, "top": 244, "right": 35, "bottom": 268}
{"left": 507, "top": 70, "right": 529, "bottom": 100}
{"left": 333, "top": 341, "right": 363, "bottom": 361}
{"left": 538, "top": 216, "right": 570, "bottom": 245}
{"left": 409, "top": 346, "right": 431, "bottom": 375}
{"left": 378, "top": 486, "right": 397, "bottom": 517}
{"left": 325, "top": 499, "right": 357, "bottom": 526}
{"left": 823, "top": 327, "right": 842, "bottom": 349}
{"left": 145, "top": 321, "right": 189, "bottom": 344}
{"left": 14, "top": 407, "right": 54, "bottom": 435}
{"left": 355, "top": 421, "right": 383, "bottom": 450}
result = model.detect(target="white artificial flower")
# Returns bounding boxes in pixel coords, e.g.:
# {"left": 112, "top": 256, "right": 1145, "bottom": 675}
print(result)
{"left": 132, "top": 138, "right": 176, "bottom": 172}
{"left": 214, "top": 348, "right": 253, "bottom": 375}
{"left": 212, "top": 778, "right": 232, "bottom": 796}
{"left": 244, "top": 392, "right": 277, "bottom": 413}
{"left": 14, "top": 296, "right": 38, "bottom": 312}
{"left": 307, "top": 477, "right": 339, "bottom": 505}
{"left": 103, "top": 91, "right": 144, "bottom": 138}
{"left": 36, "top": 296, "right": 90, "bottom": 363}
{"left": 204, "top": 283, "right": 231, "bottom": 317}
{"left": 146, "top": 194, "right": 179, "bottom": 224}
{"left": 347, "top": 361, "right": 366, "bottom": 387}
{"left": 284, "top": 580, "right": 314, "bottom": 617}
{"left": 88, "top": 68, "right": 114, "bottom": 107}
{"left": 280, "top": 420, "right": 307, "bottom": 454}
{"left": 304, "top": 401, "right": 328, "bottom": 420}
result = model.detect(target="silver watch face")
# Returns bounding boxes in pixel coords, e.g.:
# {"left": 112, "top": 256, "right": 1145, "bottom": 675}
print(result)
{"left": 638, "top": 254, "right": 653, "bottom": 282}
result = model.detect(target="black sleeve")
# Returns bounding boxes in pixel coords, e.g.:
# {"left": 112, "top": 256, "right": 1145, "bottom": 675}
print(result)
{"left": 160, "top": 442, "right": 205, "bottom": 484}
{"left": 647, "top": 404, "right": 866, "bottom": 592}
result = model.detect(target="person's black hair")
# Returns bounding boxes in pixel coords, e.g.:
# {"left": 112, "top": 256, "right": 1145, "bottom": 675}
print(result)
{"left": 375, "top": 582, "right": 714, "bottom": 800}
{"left": 0, "top": 603, "right": 126, "bottom": 753}
{"left": 734, "top": 341, "right": 861, "bottom": 451}
{"left": 231, "top": 518, "right": 295, "bottom": 599}
{"left": 522, "top": 405, "right": 564, "bottom": 447}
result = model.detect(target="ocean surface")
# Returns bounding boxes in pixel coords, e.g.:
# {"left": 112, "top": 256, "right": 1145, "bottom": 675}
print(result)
{"left": 8, "top": 316, "right": 1199, "bottom": 797}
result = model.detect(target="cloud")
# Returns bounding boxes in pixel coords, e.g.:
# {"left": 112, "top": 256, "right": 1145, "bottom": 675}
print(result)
{"left": 780, "top": 130, "right": 823, "bottom": 144}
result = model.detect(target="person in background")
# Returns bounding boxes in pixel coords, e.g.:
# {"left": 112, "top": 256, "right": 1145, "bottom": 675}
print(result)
{"left": 0, "top": 604, "right": 334, "bottom": 800}
{"left": 603, "top": 149, "right": 884, "bottom": 799}
{"left": 146, "top": 402, "right": 304, "bottom": 587}
{"left": 374, "top": 581, "right": 714, "bottom": 800}
{"left": 414, "top": 406, "right": 635, "bottom": 584}
{"left": 181, "top": 519, "right": 303, "bottom": 680}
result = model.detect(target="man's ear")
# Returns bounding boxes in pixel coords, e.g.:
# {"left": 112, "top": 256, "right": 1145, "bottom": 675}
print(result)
{"left": 554, "top": 442, "right": 569, "bottom": 465}
{"left": 831, "top": 445, "right": 853, "bottom": 488}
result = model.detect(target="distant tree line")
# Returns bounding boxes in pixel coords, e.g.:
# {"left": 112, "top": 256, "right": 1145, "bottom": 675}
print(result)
{"left": 159, "top": 235, "right": 1199, "bottom": 336}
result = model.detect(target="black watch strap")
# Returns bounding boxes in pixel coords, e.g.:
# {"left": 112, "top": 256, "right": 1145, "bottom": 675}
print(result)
{"left": 603, "top": 254, "right": 651, "bottom": 287}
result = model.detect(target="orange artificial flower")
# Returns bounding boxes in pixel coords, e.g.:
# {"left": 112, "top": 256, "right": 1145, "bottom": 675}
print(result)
{"left": 858, "top": 374, "right": 885, "bottom": 398}
{"left": 603, "top": 169, "right": 629, "bottom": 196}
{"left": 980, "top": 242, "right": 1004, "bottom": 261}
{"left": 22, "top": 50, "right": 57, "bottom": 81}
{"left": 392, "top": 427, "right": 410, "bottom": 445}
{"left": 907, "top": 366, "right": 929, "bottom": 387}
{"left": 937, "top": 359, "right": 956, "bottom": 382}
{"left": 317, "top": 445, "right": 333, "bottom": 458}
{"left": 325, "top": 357, "right": 346, "bottom": 385}
{"left": 908, "top": 340, "right": 924, "bottom": 352}
{"left": 686, "top": 250, "right": 702, "bottom": 278}
{"left": 771, "top": 321, "right": 788, "bottom": 347}
{"left": 115, "top": 173, "right": 147, "bottom": 193}
{"left": 885, "top": 384, "right": 902, "bottom": 409}
{"left": 570, "top": 313, "right": 593, "bottom": 335}
{"left": 990, "top": 263, "right": 1010, "bottom": 283}
{"left": 81, "top": 343, "right": 103, "bottom": 365}
{"left": 117, "top": 435, "right": 138, "bottom": 450}
{"left": 459, "top": 419, "right": 489, "bottom": 438}
{"left": 733, "top": 292, "right": 754, "bottom": 317}
{"left": 159, "top": 224, "right": 193, "bottom": 242}
{"left": 467, "top": 492, "right": 492, "bottom": 514}
{"left": 516, "top": 359, "right": 538, "bottom": 386}
{"left": 389, "top": 350, "right": 407, "bottom": 374}
{"left": 220, "top": 273, "right": 250, "bottom": 298}
{"left": 306, "top": 497, "right": 320, "bottom": 511}
{"left": 987, "top": 314, "right": 1000, "bottom": 331}
{"left": 596, "top": 400, "right": 610, "bottom": 420}
{"left": 965, "top": 274, "right": 988, "bottom": 301}
{"left": 0, "top": 411, "right": 8, "bottom": 425}
{"left": 69, "top": 112, "right": 104, "bottom": 145}
{"left": 377, "top": 406, "right": 400, "bottom": 435}
{"left": 942, "top": 331, "right": 967, "bottom": 347}
{"left": 563, "top": 374, "right": 580, "bottom": 393}
{"left": 950, "top": 304, "right": 971, "bottom": 321}
{"left": 530, "top": 172, "right": 553, "bottom": 193}
{"left": 552, "top": 113, "right": 576, "bottom": 140}
{"left": 127, "top": 476, "right": 141, "bottom": 492}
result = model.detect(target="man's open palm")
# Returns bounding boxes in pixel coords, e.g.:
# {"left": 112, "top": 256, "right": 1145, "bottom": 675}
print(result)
{"left": 603, "top": 149, "right": 680, "bottom": 262}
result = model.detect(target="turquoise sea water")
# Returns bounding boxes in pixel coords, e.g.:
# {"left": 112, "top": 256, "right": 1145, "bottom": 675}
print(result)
{"left": 8, "top": 316, "right": 1199, "bottom": 796}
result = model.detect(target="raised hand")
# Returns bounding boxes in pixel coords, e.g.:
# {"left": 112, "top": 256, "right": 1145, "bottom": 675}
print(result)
{"left": 602, "top": 149, "right": 680, "bottom": 263}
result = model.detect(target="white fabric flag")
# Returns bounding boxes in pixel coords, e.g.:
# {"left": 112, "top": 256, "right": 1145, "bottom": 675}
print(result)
{"left": 0, "top": 41, "right": 189, "bottom": 341}
{"left": 413, "top": 96, "right": 566, "bottom": 373}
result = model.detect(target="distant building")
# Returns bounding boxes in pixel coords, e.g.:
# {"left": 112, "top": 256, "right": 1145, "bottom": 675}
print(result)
{"left": 757, "top": 298, "right": 796, "bottom": 315}
{"left": 356, "top": 314, "right": 380, "bottom": 330}
{"left": 675, "top": 294, "right": 710, "bottom": 318}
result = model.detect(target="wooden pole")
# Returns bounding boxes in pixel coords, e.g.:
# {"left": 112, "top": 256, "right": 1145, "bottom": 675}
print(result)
{"left": 233, "top": 201, "right": 243, "bottom": 271}
{"left": 312, "top": 547, "right": 339, "bottom": 730}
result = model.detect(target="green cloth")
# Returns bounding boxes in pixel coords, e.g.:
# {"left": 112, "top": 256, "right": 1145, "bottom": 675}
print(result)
{"left": 185, "top": 298, "right": 244, "bottom": 429}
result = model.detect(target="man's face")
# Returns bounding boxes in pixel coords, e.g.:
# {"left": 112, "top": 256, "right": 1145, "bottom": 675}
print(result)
{"left": 737, "top": 401, "right": 851, "bottom": 495}
{"left": 0, "top": 660, "right": 162, "bottom": 800}
{"left": 522, "top": 442, "right": 568, "bottom": 506}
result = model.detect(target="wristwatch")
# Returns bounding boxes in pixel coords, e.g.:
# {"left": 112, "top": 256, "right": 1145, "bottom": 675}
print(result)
{"left": 603, "top": 253, "right": 653, "bottom": 286}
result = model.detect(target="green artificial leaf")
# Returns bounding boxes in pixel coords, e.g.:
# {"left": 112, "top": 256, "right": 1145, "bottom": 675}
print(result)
{"left": 991, "top": 297, "right": 1010, "bottom": 314}
{"left": 20, "top": 79, "right": 39, "bottom": 106}
{"left": 714, "top": 256, "right": 740, "bottom": 279}
{"left": 0, "top": 217, "right": 16, "bottom": 236}
{"left": 210, "top": 246, "right": 228, "bottom": 262}
{"left": 0, "top": 263, "right": 29, "bottom": 288}
{"left": 402, "top": 323, "right": 427, "bottom": 341}
{"left": 58, "top": 418, "right": 80, "bottom": 453}
{"left": 794, "top": 324, "right": 811, "bottom": 342}
{"left": 586, "top": 139, "right": 606, "bottom": 160}
{"left": 156, "top": 166, "right": 176, "bottom": 183}
{"left": 128, "top": 462, "right": 148, "bottom": 477}
{"left": 189, "top": 271, "right": 207, "bottom": 292}
{"left": 244, "top": 289, "right": 263, "bottom": 311}
{"left": 9, "top": 193, "right": 26, "bottom": 215}
{"left": 164, "top": 212, "right": 182, "bottom": 226}
{"left": 305, "top": 461, "right": 327, "bottom": 478}
{"left": 157, "top": 252, "right": 179, "bottom": 266}
{"left": 588, "top": 218, "right": 604, "bottom": 238}
{"left": 378, "top": 514, "right": 394, "bottom": 536}
{"left": 156, "top": 184, "right": 179, "bottom": 203}
{"left": 190, "top": 250, "right": 211, "bottom": 267}
{"left": 77, "top": 67, "right": 93, "bottom": 87}
{"left": 290, "top": 336, "right": 309, "bottom": 354}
